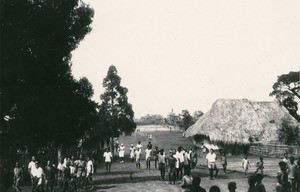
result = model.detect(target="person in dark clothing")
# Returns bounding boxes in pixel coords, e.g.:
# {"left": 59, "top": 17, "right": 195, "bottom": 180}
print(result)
{"left": 228, "top": 181, "right": 237, "bottom": 192}
{"left": 256, "top": 173, "right": 266, "bottom": 192}
{"left": 190, "top": 177, "right": 206, "bottom": 192}
{"left": 44, "top": 160, "right": 55, "bottom": 192}
{"left": 209, "top": 186, "right": 221, "bottom": 192}
{"left": 168, "top": 152, "right": 177, "bottom": 184}
{"left": 276, "top": 161, "right": 290, "bottom": 192}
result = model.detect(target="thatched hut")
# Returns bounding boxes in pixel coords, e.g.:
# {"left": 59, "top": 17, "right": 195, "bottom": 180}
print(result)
{"left": 185, "top": 99, "right": 299, "bottom": 154}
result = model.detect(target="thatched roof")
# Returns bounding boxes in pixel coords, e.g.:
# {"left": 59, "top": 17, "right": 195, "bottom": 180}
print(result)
{"left": 185, "top": 99, "right": 299, "bottom": 144}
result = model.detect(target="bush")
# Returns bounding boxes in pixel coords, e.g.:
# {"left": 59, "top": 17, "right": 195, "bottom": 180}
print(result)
{"left": 277, "top": 119, "right": 299, "bottom": 145}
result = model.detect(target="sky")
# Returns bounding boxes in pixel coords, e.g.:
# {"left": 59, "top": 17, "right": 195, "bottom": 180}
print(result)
{"left": 71, "top": 0, "right": 300, "bottom": 118}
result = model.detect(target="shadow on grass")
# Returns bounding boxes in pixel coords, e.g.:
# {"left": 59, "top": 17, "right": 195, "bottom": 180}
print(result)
{"left": 96, "top": 170, "right": 138, "bottom": 176}
{"left": 94, "top": 175, "right": 161, "bottom": 185}
{"left": 90, "top": 185, "right": 117, "bottom": 192}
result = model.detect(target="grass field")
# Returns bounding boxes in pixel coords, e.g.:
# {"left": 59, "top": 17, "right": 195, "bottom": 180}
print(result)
{"left": 18, "top": 129, "right": 282, "bottom": 192}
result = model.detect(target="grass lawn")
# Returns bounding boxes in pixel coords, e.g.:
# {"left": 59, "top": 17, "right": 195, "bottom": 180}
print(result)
{"left": 18, "top": 130, "right": 282, "bottom": 192}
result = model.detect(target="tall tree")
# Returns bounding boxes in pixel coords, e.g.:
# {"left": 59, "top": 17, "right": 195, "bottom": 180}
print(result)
{"left": 180, "top": 110, "right": 195, "bottom": 130}
{"left": 99, "top": 65, "right": 136, "bottom": 137}
{"left": 270, "top": 71, "right": 300, "bottom": 122}
{"left": 0, "top": 0, "right": 95, "bottom": 150}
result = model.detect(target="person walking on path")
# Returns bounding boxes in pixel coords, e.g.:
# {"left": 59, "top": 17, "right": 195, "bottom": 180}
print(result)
{"left": 145, "top": 146, "right": 152, "bottom": 170}
{"left": 84, "top": 156, "right": 94, "bottom": 190}
{"left": 255, "top": 156, "right": 264, "bottom": 175}
{"left": 206, "top": 149, "right": 218, "bottom": 180}
{"left": 242, "top": 155, "right": 251, "bottom": 176}
{"left": 135, "top": 147, "right": 142, "bottom": 170}
{"left": 118, "top": 143, "right": 125, "bottom": 163}
{"left": 103, "top": 148, "right": 113, "bottom": 173}
{"left": 158, "top": 149, "right": 167, "bottom": 181}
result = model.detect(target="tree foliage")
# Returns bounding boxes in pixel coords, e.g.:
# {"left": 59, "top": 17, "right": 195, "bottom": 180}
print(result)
{"left": 277, "top": 119, "right": 299, "bottom": 145}
{"left": 136, "top": 114, "right": 166, "bottom": 125}
{"left": 270, "top": 71, "right": 300, "bottom": 122}
{"left": 180, "top": 110, "right": 195, "bottom": 130}
{"left": 0, "top": 0, "right": 95, "bottom": 150}
{"left": 99, "top": 65, "right": 136, "bottom": 137}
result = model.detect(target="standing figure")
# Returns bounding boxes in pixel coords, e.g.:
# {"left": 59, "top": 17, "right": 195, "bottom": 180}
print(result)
{"left": 136, "top": 141, "right": 142, "bottom": 150}
{"left": 13, "top": 162, "right": 23, "bottom": 192}
{"left": 85, "top": 156, "right": 94, "bottom": 190}
{"left": 294, "top": 160, "right": 300, "bottom": 192}
{"left": 206, "top": 149, "right": 218, "bottom": 180}
{"left": 276, "top": 161, "right": 289, "bottom": 192}
{"left": 158, "top": 149, "right": 167, "bottom": 181}
{"left": 145, "top": 146, "right": 152, "bottom": 170}
{"left": 57, "top": 158, "right": 64, "bottom": 188}
{"left": 255, "top": 156, "right": 264, "bottom": 175}
{"left": 288, "top": 156, "right": 297, "bottom": 192}
{"left": 129, "top": 144, "right": 136, "bottom": 163}
{"left": 32, "top": 161, "right": 44, "bottom": 192}
{"left": 220, "top": 152, "right": 227, "bottom": 174}
{"left": 135, "top": 148, "right": 142, "bottom": 170}
{"left": 28, "top": 156, "right": 37, "bottom": 187}
{"left": 242, "top": 155, "right": 251, "bottom": 176}
{"left": 191, "top": 148, "right": 198, "bottom": 168}
{"left": 153, "top": 146, "right": 159, "bottom": 169}
{"left": 44, "top": 160, "right": 55, "bottom": 192}
{"left": 118, "top": 143, "right": 125, "bottom": 163}
{"left": 175, "top": 147, "right": 185, "bottom": 180}
{"left": 103, "top": 148, "right": 113, "bottom": 173}
{"left": 168, "top": 152, "right": 177, "bottom": 184}
{"left": 147, "top": 141, "right": 153, "bottom": 149}
{"left": 115, "top": 138, "right": 119, "bottom": 152}
{"left": 76, "top": 154, "right": 86, "bottom": 189}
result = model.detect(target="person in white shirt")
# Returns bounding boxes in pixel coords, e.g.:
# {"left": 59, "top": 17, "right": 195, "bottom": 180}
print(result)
{"left": 135, "top": 148, "right": 142, "bottom": 170}
{"left": 206, "top": 148, "right": 218, "bottom": 180}
{"left": 175, "top": 147, "right": 185, "bottom": 179}
{"left": 85, "top": 156, "right": 94, "bottom": 189}
{"left": 32, "top": 161, "right": 44, "bottom": 192}
{"left": 103, "top": 148, "right": 113, "bottom": 173}
{"left": 145, "top": 146, "right": 152, "bottom": 170}
{"left": 136, "top": 141, "right": 142, "bottom": 150}
{"left": 28, "top": 156, "right": 37, "bottom": 186}
{"left": 118, "top": 143, "right": 125, "bottom": 163}
{"left": 129, "top": 144, "right": 136, "bottom": 163}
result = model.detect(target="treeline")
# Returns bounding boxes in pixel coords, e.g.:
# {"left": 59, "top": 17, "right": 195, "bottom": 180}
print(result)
{"left": 136, "top": 110, "right": 204, "bottom": 130}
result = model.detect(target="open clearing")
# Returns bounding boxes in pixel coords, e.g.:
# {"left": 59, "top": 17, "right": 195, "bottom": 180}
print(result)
{"left": 19, "top": 130, "right": 281, "bottom": 191}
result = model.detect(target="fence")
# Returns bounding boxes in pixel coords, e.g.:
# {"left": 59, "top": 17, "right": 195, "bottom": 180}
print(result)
{"left": 249, "top": 142, "right": 300, "bottom": 158}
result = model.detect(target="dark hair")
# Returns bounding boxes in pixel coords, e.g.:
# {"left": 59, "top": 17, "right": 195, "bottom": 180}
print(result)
{"left": 192, "top": 177, "right": 201, "bottom": 186}
{"left": 228, "top": 181, "right": 236, "bottom": 190}
{"left": 256, "top": 173, "right": 263, "bottom": 182}
{"left": 209, "top": 185, "right": 221, "bottom": 192}
{"left": 248, "top": 175, "right": 256, "bottom": 187}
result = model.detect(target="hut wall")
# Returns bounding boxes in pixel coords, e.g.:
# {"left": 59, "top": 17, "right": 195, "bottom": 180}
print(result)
{"left": 249, "top": 143, "right": 300, "bottom": 158}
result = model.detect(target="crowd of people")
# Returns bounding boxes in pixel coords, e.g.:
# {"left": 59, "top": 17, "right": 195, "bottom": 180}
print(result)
{"left": 8, "top": 136, "right": 300, "bottom": 192}
{"left": 13, "top": 154, "right": 95, "bottom": 192}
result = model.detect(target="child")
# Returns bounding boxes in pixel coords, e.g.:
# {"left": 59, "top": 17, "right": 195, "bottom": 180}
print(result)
{"left": 129, "top": 144, "right": 136, "bottom": 163}
{"left": 135, "top": 148, "right": 142, "bottom": 170}
{"left": 220, "top": 152, "right": 227, "bottom": 174}
{"left": 242, "top": 155, "right": 251, "bottom": 176}
{"left": 118, "top": 143, "right": 125, "bottom": 163}
{"left": 255, "top": 156, "right": 264, "bottom": 175}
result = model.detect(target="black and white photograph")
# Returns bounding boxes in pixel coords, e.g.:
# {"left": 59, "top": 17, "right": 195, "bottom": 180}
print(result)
{"left": 1, "top": 0, "right": 300, "bottom": 191}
